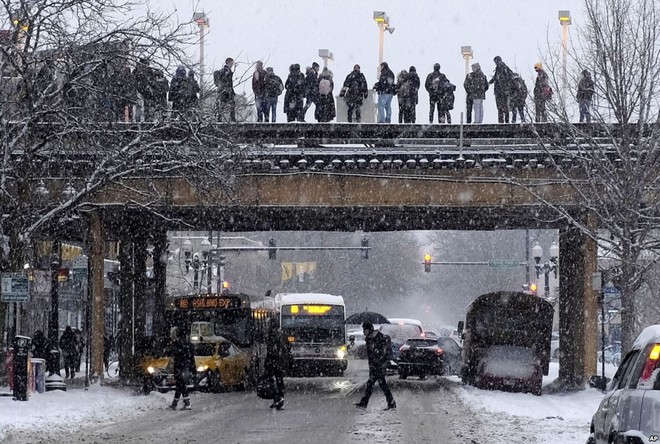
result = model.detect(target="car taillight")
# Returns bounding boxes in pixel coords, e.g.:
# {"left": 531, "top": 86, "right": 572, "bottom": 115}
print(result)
{"left": 435, "top": 348, "right": 444, "bottom": 355}
{"left": 641, "top": 344, "right": 660, "bottom": 381}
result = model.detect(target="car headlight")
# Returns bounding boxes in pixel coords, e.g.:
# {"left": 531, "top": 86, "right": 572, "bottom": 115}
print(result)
{"left": 197, "top": 365, "right": 209, "bottom": 372}
{"left": 336, "top": 345, "right": 347, "bottom": 359}
{"left": 147, "top": 366, "right": 156, "bottom": 374}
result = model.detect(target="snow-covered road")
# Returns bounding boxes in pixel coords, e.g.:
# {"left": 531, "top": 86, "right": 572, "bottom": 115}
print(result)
{"left": 0, "top": 360, "right": 615, "bottom": 443}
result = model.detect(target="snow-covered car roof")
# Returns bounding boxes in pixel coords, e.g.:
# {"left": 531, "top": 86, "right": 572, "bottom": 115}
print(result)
{"left": 632, "top": 324, "right": 660, "bottom": 350}
{"left": 388, "top": 318, "right": 423, "bottom": 328}
{"left": 275, "top": 293, "right": 345, "bottom": 307}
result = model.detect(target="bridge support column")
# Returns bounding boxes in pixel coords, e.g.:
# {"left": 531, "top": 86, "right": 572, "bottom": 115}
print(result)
{"left": 89, "top": 211, "right": 105, "bottom": 381}
{"left": 558, "top": 224, "right": 598, "bottom": 389}
{"left": 153, "top": 230, "right": 167, "bottom": 340}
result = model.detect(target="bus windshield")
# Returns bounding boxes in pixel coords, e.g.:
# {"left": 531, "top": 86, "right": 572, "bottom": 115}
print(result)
{"left": 281, "top": 304, "right": 345, "bottom": 343}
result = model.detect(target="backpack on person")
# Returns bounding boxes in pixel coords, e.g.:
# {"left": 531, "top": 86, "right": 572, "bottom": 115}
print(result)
{"left": 382, "top": 334, "right": 393, "bottom": 363}
{"left": 319, "top": 78, "right": 332, "bottom": 96}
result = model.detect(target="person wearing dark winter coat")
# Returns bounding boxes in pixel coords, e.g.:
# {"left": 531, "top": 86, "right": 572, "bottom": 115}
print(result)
{"left": 425, "top": 63, "right": 450, "bottom": 123}
{"left": 183, "top": 70, "right": 200, "bottom": 111}
{"left": 264, "top": 318, "right": 291, "bottom": 410}
{"left": 170, "top": 327, "right": 196, "bottom": 410}
{"left": 396, "top": 70, "right": 417, "bottom": 124}
{"left": 284, "top": 64, "right": 306, "bottom": 122}
{"left": 577, "top": 70, "right": 595, "bottom": 123}
{"left": 438, "top": 80, "right": 456, "bottom": 124}
{"left": 533, "top": 62, "right": 551, "bottom": 123}
{"left": 169, "top": 66, "right": 188, "bottom": 112}
{"left": 113, "top": 65, "right": 136, "bottom": 122}
{"left": 59, "top": 326, "right": 78, "bottom": 379}
{"left": 489, "top": 56, "right": 514, "bottom": 123}
{"left": 133, "top": 58, "right": 158, "bottom": 121}
{"left": 214, "top": 58, "right": 236, "bottom": 122}
{"left": 509, "top": 74, "right": 528, "bottom": 123}
{"left": 302, "top": 62, "right": 320, "bottom": 121}
{"left": 32, "top": 330, "right": 48, "bottom": 360}
{"left": 263, "top": 67, "right": 284, "bottom": 122}
{"left": 340, "top": 64, "right": 368, "bottom": 123}
{"left": 315, "top": 67, "right": 336, "bottom": 122}
{"left": 407, "top": 66, "right": 420, "bottom": 123}
{"left": 374, "top": 62, "right": 396, "bottom": 123}
{"left": 74, "top": 328, "right": 85, "bottom": 372}
{"left": 252, "top": 61, "right": 267, "bottom": 122}
{"left": 355, "top": 322, "right": 396, "bottom": 410}
{"left": 152, "top": 69, "right": 169, "bottom": 120}
{"left": 464, "top": 63, "right": 489, "bottom": 124}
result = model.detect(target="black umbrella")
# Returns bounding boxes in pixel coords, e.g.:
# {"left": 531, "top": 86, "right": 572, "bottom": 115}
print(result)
{"left": 345, "top": 311, "right": 391, "bottom": 325}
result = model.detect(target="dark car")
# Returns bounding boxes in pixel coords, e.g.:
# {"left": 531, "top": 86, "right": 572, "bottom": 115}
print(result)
{"left": 587, "top": 325, "right": 660, "bottom": 444}
{"left": 397, "top": 336, "right": 462, "bottom": 380}
{"left": 475, "top": 345, "right": 543, "bottom": 395}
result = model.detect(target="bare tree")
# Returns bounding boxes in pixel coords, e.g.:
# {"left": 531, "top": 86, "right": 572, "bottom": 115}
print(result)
{"left": 0, "top": 0, "right": 241, "bottom": 346}
{"left": 511, "top": 0, "right": 660, "bottom": 354}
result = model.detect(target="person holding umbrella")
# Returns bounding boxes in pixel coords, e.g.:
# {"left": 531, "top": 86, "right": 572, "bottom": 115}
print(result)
{"left": 354, "top": 322, "right": 396, "bottom": 411}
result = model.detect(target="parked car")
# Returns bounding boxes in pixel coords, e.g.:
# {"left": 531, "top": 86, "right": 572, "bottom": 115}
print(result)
{"left": 397, "top": 336, "right": 462, "bottom": 380}
{"left": 551, "top": 331, "right": 560, "bottom": 360}
{"left": 347, "top": 328, "right": 367, "bottom": 359}
{"left": 475, "top": 345, "right": 543, "bottom": 396}
{"left": 141, "top": 338, "right": 250, "bottom": 394}
{"left": 587, "top": 325, "right": 660, "bottom": 444}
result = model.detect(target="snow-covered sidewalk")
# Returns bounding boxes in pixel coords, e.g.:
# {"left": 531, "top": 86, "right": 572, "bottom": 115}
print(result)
{"left": 0, "top": 383, "right": 164, "bottom": 442}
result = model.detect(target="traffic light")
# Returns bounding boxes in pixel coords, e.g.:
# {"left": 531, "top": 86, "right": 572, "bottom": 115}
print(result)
{"left": 218, "top": 255, "right": 226, "bottom": 267}
{"left": 268, "top": 238, "right": 276, "bottom": 260}
{"left": 361, "top": 237, "right": 369, "bottom": 260}
{"left": 523, "top": 282, "right": 538, "bottom": 295}
{"left": 424, "top": 254, "right": 432, "bottom": 273}
{"left": 221, "top": 281, "right": 230, "bottom": 294}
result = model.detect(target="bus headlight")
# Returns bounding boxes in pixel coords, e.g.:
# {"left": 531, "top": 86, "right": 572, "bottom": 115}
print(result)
{"left": 147, "top": 366, "right": 156, "bottom": 374}
{"left": 336, "top": 345, "right": 347, "bottom": 359}
{"left": 197, "top": 365, "right": 208, "bottom": 372}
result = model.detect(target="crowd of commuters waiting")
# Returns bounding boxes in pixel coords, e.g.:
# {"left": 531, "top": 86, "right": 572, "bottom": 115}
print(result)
{"left": 30, "top": 53, "right": 593, "bottom": 125}
{"left": 241, "top": 55, "right": 595, "bottom": 124}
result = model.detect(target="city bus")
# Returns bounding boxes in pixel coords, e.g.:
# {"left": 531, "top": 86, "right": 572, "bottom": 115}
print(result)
{"left": 458, "top": 291, "right": 553, "bottom": 395}
{"left": 161, "top": 293, "right": 276, "bottom": 383}
{"left": 275, "top": 293, "right": 348, "bottom": 376}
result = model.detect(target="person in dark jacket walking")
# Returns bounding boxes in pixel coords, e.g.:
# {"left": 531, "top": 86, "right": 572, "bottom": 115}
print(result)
{"left": 252, "top": 61, "right": 267, "bottom": 122}
{"left": 355, "top": 322, "right": 396, "bottom": 410}
{"left": 463, "top": 63, "right": 489, "bottom": 124}
{"left": 183, "top": 70, "right": 200, "bottom": 111}
{"left": 302, "top": 62, "right": 320, "bottom": 121}
{"left": 284, "top": 64, "right": 306, "bottom": 122}
{"left": 577, "top": 69, "right": 595, "bottom": 123}
{"left": 214, "top": 58, "right": 236, "bottom": 122}
{"left": 509, "top": 73, "right": 528, "bottom": 123}
{"left": 425, "top": 63, "right": 449, "bottom": 123}
{"left": 152, "top": 69, "right": 169, "bottom": 120}
{"left": 533, "top": 62, "right": 551, "bottom": 123}
{"left": 315, "top": 67, "right": 336, "bottom": 122}
{"left": 263, "top": 67, "right": 284, "bottom": 122}
{"left": 396, "top": 70, "right": 417, "bottom": 124}
{"left": 375, "top": 62, "right": 396, "bottom": 123}
{"left": 170, "top": 327, "right": 196, "bottom": 410}
{"left": 489, "top": 56, "right": 514, "bottom": 123}
{"left": 339, "top": 64, "right": 368, "bottom": 123}
{"left": 59, "top": 326, "right": 78, "bottom": 379}
{"left": 264, "top": 318, "right": 291, "bottom": 410}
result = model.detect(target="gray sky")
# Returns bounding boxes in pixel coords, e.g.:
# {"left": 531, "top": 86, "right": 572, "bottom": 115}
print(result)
{"left": 155, "top": 0, "right": 580, "bottom": 121}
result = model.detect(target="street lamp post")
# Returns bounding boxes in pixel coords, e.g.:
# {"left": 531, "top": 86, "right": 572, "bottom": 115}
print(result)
{"left": 48, "top": 246, "right": 61, "bottom": 376}
{"left": 559, "top": 10, "right": 571, "bottom": 104}
{"left": 318, "top": 49, "right": 334, "bottom": 69}
{"left": 373, "top": 11, "right": 394, "bottom": 79}
{"left": 192, "top": 12, "right": 209, "bottom": 87}
{"left": 461, "top": 46, "right": 473, "bottom": 77}
{"left": 532, "top": 240, "right": 560, "bottom": 300}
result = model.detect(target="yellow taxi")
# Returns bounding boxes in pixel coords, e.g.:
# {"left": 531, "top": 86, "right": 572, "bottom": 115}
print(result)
{"left": 141, "top": 338, "right": 251, "bottom": 394}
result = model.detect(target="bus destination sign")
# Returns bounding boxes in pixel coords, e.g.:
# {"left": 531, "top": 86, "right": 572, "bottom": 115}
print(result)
{"left": 175, "top": 295, "right": 242, "bottom": 310}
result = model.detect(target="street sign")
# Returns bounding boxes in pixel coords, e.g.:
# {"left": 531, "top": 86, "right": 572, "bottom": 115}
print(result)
{"left": 598, "top": 313, "right": 611, "bottom": 324}
{"left": 488, "top": 260, "right": 521, "bottom": 268}
{"left": 1, "top": 272, "right": 30, "bottom": 302}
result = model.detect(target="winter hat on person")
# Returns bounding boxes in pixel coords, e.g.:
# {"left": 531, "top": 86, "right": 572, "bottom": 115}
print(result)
{"left": 409, "top": 66, "right": 416, "bottom": 73}
{"left": 534, "top": 62, "right": 543, "bottom": 70}
{"left": 471, "top": 63, "right": 481, "bottom": 72}
{"left": 362, "top": 322, "right": 374, "bottom": 331}
{"left": 433, "top": 63, "right": 441, "bottom": 70}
